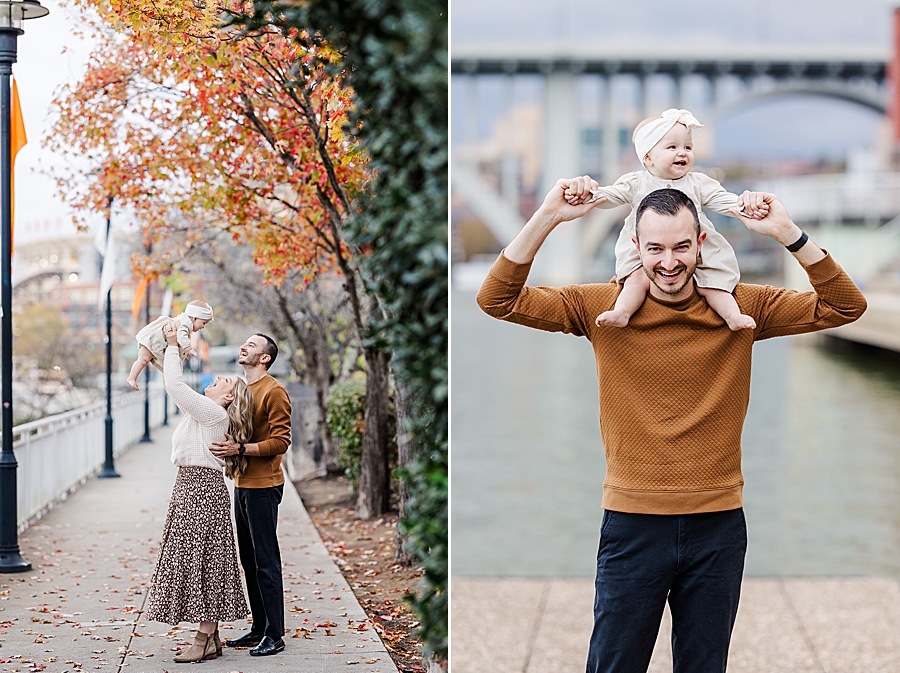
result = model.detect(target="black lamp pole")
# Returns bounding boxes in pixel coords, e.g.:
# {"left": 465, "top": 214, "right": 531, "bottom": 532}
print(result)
{"left": 139, "top": 242, "right": 151, "bottom": 443}
{"left": 0, "top": 0, "right": 48, "bottom": 573}
{"left": 98, "top": 196, "right": 118, "bottom": 478}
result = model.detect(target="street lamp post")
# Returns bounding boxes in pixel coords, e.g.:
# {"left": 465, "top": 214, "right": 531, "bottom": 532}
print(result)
{"left": 139, "top": 242, "right": 151, "bottom": 443}
{"left": 0, "top": 0, "right": 49, "bottom": 573}
{"left": 98, "top": 196, "right": 119, "bottom": 479}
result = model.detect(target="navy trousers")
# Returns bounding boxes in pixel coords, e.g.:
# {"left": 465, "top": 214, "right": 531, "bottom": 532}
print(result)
{"left": 586, "top": 508, "right": 747, "bottom": 673}
{"left": 235, "top": 485, "right": 284, "bottom": 640}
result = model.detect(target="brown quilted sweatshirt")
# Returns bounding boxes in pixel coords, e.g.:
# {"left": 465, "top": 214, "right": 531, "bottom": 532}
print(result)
{"left": 477, "top": 251, "right": 867, "bottom": 515}
{"left": 234, "top": 374, "right": 292, "bottom": 489}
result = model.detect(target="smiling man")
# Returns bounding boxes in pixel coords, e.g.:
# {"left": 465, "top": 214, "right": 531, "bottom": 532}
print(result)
{"left": 209, "top": 334, "right": 291, "bottom": 657}
{"left": 476, "top": 182, "right": 866, "bottom": 673}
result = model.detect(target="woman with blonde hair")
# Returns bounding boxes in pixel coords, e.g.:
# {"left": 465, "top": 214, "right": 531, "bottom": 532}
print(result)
{"left": 144, "top": 320, "right": 253, "bottom": 662}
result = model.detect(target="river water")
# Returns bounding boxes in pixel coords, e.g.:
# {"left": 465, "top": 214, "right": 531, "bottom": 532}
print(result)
{"left": 452, "top": 290, "right": 900, "bottom": 578}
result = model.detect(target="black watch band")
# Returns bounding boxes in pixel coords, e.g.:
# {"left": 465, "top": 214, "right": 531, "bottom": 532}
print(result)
{"left": 238, "top": 443, "right": 246, "bottom": 456}
{"left": 785, "top": 231, "right": 809, "bottom": 253}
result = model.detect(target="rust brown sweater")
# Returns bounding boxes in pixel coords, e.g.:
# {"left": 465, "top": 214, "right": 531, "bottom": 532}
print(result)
{"left": 477, "top": 251, "right": 867, "bottom": 515}
{"left": 234, "top": 374, "right": 292, "bottom": 489}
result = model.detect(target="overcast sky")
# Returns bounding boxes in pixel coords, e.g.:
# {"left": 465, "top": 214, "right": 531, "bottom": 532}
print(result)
{"left": 13, "top": 0, "right": 96, "bottom": 243}
{"left": 451, "top": 0, "right": 897, "bottom": 48}
{"left": 451, "top": 0, "right": 897, "bottom": 166}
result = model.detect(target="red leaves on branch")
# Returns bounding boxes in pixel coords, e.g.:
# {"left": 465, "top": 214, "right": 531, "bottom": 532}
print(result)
{"left": 47, "top": 0, "right": 369, "bottom": 287}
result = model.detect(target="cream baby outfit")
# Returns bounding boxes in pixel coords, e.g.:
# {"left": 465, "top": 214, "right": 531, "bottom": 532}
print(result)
{"left": 134, "top": 304, "right": 212, "bottom": 372}
{"left": 589, "top": 109, "right": 741, "bottom": 291}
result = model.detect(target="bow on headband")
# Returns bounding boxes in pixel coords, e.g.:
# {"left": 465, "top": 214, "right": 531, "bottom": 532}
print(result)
{"left": 633, "top": 108, "right": 703, "bottom": 164}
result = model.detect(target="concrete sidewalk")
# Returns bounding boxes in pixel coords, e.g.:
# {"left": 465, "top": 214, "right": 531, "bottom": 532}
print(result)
{"left": 0, "top": 424, "right": 398, "bottom": 673}
{"left": 453, "top": 576, "right": 900, "bottom": 673}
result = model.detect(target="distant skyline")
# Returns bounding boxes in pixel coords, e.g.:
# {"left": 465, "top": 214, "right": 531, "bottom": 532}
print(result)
{"left": 451, "top": 0, "right": 896, "bottom": 166}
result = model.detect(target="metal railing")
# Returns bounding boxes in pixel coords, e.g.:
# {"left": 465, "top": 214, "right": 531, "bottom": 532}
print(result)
{"left": 13, "top": 385, "right": 169, "bottom": 532}
{"left": 756, "top": 172, "right": 900, "bottom": 227}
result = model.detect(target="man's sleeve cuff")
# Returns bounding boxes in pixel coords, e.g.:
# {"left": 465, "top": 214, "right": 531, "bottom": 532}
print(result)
{"left": 801, "top": 250, "right": 842, "bottom": 284}
{"left": 493, "top": 249, "right": 534, "bottom": 284}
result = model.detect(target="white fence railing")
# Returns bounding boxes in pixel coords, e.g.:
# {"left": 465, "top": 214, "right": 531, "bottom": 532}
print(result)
{"left": 14, "top": 385, "right": 170, "bottom": 532}
{"left": 755, "top": 172, "right": 900, "bottom": 226}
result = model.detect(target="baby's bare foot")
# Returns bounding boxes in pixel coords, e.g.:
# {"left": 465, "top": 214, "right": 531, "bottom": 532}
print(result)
{"left": 726, "top": 314, "right": 757, "bottom": 331}
{"left": 596, "top": 310, "right": 631, "bottom": 328}
{"left": 127, "top": 377, "right": 140, "bottom": 391}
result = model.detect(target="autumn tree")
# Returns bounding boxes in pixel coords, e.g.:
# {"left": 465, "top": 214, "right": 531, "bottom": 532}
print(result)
{"left": 47, "top": 0, "right": 394, "bottom": 517}
{"left": 238, "top": 0, "right": 448, "bottom": 660}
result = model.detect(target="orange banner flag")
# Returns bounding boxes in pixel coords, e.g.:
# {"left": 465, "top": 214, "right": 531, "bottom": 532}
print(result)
{"left": 131, "top": 277, "right": 148, "bottom": 318}
{"left": 11, "top": 79, "right": 26, "bottom": 257}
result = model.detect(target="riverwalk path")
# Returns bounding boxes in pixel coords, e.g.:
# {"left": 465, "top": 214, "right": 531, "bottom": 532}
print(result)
{"left": 0, "top": 424, "right": 398, "bottom": 673}
{"left": 453, "top": 575, "right": 900, "bottom": 672}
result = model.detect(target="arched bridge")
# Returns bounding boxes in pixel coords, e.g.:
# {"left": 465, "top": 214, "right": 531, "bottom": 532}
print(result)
{"left": 452, "top": 44, "right": 891, "bottom": 283}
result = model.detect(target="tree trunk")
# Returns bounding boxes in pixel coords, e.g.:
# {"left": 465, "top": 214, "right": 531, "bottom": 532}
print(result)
{"left": 356, "top": 345, "right": 391, "bottom": 519}
{"left": 314, "top": 385, "right": 337, "bottom": 472}
{"left": 392, "top": 372, "right": 414, "bottom": 565}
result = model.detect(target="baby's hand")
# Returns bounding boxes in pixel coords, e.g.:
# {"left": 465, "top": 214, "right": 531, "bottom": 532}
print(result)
{"left": 187, "top": 348, "right": 197, "bottom": 358}
{"left": 564, "top": 187, "right": 590, "bottom": 206}
{"left": 737, "top": 199, "right": 771, "bottom": 220}
{"left": 563, "top": 176, "right": 600, "bottom": 206}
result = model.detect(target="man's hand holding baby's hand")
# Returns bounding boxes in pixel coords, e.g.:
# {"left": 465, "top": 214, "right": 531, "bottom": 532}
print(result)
{"left": 736, "top": 196, "right": 770, "bottom": 220}
{"left": 562, "top": 176, "right": 604, "bottom": 207}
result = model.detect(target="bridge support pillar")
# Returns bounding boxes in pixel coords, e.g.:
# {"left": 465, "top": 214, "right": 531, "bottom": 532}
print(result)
{"left": 500, "top": 74, "right": 519, "bottom": 209}
{"left": 464, "top": 74, "right": 479, "bottom": 161}
{"left": 637, "top": 76, "right": 648, "bottom": 119}
{"left": 535, "top": 71, "right": 583, "bottom": 284}
{"left": 602, "top": 75, "right": 619, "bottom": 184}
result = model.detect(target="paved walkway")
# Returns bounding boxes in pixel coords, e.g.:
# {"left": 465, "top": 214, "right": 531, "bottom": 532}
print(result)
{"left": 0, "top": 424, "right": 398, "bottom": 673}
{"left": 453, "top": 576, "right": 900, "bottom": 673}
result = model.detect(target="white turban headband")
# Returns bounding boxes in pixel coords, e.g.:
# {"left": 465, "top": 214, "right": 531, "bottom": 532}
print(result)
{"left": 634, "top": 108, "right": 703, "bottom": 164}
{"left": 185, "top": 304, "right": 213, "bottom": 321}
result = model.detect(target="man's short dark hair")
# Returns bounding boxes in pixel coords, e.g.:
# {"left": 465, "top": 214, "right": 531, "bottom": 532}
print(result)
{"left": 635, "top": 188, "right": 701, "bottom": 242}
{"left": 255, "top": 333, "right": 278, "bottom": 370}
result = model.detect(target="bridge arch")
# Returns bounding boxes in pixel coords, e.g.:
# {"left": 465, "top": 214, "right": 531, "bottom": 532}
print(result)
{"left": 707, "top": 79, "right": 886, "bottom": 123}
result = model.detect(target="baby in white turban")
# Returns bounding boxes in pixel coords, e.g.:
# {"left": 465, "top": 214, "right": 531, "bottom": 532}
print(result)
{"left": 565, "top": 109, "right": 766, "bottom": 330}
{"left": 127, "top": 299, "right": 214, "bottom": 391}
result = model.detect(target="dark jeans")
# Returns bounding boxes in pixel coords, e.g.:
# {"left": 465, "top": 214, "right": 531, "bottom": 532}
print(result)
{"left": 235, "top": 485, "right": 284, "bottom": 640}
{"left": 586, "top": 508, "right": 747, "bottom": 673}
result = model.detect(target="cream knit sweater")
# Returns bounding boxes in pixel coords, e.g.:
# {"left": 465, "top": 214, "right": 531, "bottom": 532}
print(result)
{"left": 164, "top": 346, "right": 227, "bottom": 471}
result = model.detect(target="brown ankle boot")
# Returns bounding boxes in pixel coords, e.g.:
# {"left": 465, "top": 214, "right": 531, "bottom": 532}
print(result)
{"left": 213, "top": 629, "right": 222, "bottom": 656}
{"left": 173, "top": 630, "right": 216, "bottom": 662}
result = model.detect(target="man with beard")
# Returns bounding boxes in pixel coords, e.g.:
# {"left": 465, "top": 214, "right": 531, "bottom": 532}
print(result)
{"left": 209, "top": 334, "right": 291, "bottom": 657}
{"left": 476, "top": 183, "right": 866, "bottom": 673}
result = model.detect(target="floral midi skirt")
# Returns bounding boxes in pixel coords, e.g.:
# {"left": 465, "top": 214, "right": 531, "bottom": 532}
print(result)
{"left": 145, "top": 466, "right": 248, "bottom": 625}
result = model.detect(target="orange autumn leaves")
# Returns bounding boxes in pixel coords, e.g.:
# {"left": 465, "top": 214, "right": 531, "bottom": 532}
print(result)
{"left": 47, "top": 0, "right": 368, "bottom": 287}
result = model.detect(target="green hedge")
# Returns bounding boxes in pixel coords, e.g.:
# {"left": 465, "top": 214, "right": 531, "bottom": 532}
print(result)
{"left": 326, "top": 378, "right": 397, "bottom": 490}
{"left": 326, "top": 379, "right": 367, "bottom": 488}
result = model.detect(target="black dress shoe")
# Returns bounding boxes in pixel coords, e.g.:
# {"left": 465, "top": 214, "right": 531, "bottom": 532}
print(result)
{"left": 224, "top": 631, "right": 264, "bottom": 648}
{"left": 249, "top": 636, "right": 285, "bottom": 656}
